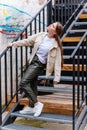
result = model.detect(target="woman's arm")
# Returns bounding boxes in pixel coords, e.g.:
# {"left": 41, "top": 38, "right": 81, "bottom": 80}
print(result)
{"left": 7, "top": 33, "right": 40, "bottom": 48}
{"left": 54, "top": 47, "right": 61, "bottom": 83}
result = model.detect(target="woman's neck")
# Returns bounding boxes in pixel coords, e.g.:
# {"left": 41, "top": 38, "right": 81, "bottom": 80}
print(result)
{"left": 47, "top": 33, "right": 54, "bottom": 39}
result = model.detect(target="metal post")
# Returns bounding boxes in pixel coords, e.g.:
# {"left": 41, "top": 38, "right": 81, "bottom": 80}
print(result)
{"left": 47, "top": 0, "right": 52, "bottom": 26}
{"left": 10, "top": 48, "right": 13, "bottom": 98}
{"left": 15, "top": 48, "right": 18, "bottom": 102}
{"left": 73, "top": 57, "right": 75, "bottom": 130}
{"left": 0, "top": 57, "right": 2, "bottom": 125}
{"left": 86, "top": 35, "right": 87, "bottom": 105}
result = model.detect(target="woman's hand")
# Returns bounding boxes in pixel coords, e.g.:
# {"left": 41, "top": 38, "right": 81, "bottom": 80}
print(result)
{"left": 7, "top": 43, "right": 13, "bottom": 48}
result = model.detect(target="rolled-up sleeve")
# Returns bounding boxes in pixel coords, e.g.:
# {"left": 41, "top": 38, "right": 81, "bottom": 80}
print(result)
{"left": 54, "top": 47, "right": 61, "bottom": 82}
{"left": 12, "top": 33, "right": 41, "bottom": 48}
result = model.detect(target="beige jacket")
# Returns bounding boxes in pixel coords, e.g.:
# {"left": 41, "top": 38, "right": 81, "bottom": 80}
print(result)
{"left": 12, "top": 32, "right": 61, "bottom": 82}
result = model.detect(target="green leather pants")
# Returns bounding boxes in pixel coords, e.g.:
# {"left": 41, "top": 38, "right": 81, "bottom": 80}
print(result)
{"left": 20, "top": 55, "right": 45, "bottom": 107}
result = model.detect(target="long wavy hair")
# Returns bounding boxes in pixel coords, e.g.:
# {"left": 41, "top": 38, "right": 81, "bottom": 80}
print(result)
{"left": 54, "top": 22, "right": 64, "bottom": 67}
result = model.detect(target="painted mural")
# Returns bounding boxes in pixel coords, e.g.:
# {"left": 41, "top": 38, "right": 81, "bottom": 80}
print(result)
{"left": 0, "top": 0, "right": 46, "bottom": 50}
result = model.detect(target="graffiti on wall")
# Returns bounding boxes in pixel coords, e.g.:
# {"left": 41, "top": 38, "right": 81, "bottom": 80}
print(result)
{"left": 0, "top": 0, "right": 46, "bottom": 38}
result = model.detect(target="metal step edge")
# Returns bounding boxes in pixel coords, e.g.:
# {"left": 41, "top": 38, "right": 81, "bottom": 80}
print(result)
{"left": 63, "top": 46, "right": 76, "bottom": 49}
{"left": 0, "top": 124, "right": 47, "bottom": 130}
{"left": 37, "top": 86, "right": 86, "bottom": 94}
{"left": 38, "top": 86, "right": 72, "bottom": 93}
{"left": 63, "top": 46, "right": 86, "bottom": 49}
{"left": 74, "top": 55, "right": 86, "bottom": 59}
{"left": 38, "top": 75, "right": 86, "bottom": 82}
{"left": 69, "top": 29, "right": 87, "bottom": 33}
{"left": 83, "top": 8, "right": 87, "bottom": 13}
{"left": 63, "top": 55, "right": 71, "bottom": 59}
{"left": 75, "top": 22, "right": 87, "bottom": 26}
{"left": 63, "top": 55, "right": 86, "bottom": 59}
{"left": 11, "top": 112, "right": 72, "bottom": 124}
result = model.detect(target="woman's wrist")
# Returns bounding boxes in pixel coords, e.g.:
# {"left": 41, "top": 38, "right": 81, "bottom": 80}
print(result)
{"left": 7, "top": 43, "right": 13, "bottom": 48}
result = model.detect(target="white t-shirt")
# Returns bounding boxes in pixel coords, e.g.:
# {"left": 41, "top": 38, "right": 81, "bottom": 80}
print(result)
{"left": 36, "top": 35, "right": 55, "bottom": 64}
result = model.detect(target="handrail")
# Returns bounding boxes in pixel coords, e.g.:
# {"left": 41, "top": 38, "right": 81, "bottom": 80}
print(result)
{"left": 70, "top": 32, "right": 87, "bottom": 58}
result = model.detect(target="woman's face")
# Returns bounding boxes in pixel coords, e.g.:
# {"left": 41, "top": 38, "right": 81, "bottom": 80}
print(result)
{"left": 47, "top": 22, "right": 57, "bottom": 37}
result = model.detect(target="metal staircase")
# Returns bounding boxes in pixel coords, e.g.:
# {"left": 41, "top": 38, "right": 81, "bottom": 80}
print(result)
{"left": 0, "top": 0, "right": 87, "bottom": 130}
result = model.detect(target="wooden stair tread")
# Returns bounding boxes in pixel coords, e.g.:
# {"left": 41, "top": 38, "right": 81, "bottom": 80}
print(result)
{"left": 79, "top": 13, "right": 87, "bottom": 19}
{"left": 63, "top": 37, "right": 82, "bottom": 42}
{"left": 7, "top": 92, "right": 77, "bottom": 116}
{"left": 19, "top": 93, "right": 74, "bottom": 115}
{"left": 20, "top": 96, "right": 72, "bottom": 105}
{"left": 7, "top": 93, "right": 73, "bottom": 105}
{"left": 62, "top": 64, "right": 86, "bottom": 71}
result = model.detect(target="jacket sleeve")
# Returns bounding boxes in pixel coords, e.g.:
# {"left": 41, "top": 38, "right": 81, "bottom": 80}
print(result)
{"left": 54, "top": 47, "right": 61, "bottom": 82}
{"left": 12, "top": 33, "right": 40, "bottom": 48}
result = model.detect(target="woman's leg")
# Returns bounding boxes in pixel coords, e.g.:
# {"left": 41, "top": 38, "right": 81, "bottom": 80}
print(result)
{"left": 30, "top": 77, "right": 38, "bottom": 97}
{"left": 19, "top": 55, "right": 44, "bottom": 107}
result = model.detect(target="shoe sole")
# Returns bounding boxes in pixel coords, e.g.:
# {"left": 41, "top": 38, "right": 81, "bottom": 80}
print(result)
{"left": 19, "top": 111, "right": 35, "bottom": 114}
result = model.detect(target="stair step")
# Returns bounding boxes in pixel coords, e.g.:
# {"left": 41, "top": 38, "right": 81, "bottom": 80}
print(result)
{"left": 63, "top": 46, "right": 86, "bottom": 50}
{"left": 83, "top": 8, "right": 87, "bottom": 12}
{"left": 38, "top": 86, "right": 85, "bottom": 95}
{"left": 62, "top": 64, "right": 86, "bottom": 71}
{"left": 67, "top": 31, "right": 84, "bottom": 37}
{"left": 63, "top": 46, "right": 76, "bottom": 49}
{"left": 72, "top": 24, "right": 87, "bottom": 30}
{"left": 63, "top": 55, "right": 86, "bottom": 59}
{"left": 74, "top": 55, "right": 87, "bottom": 60}
{"left": 8, "top": 90, "right": 75, "bottom": 116}
{"left": 63, "top": 55, "right": 71, "bottom": 59}
{"left": 63, "top": 37, "right": 82, "bottom": 42}
{"left": 78, "top": 13, "right": 87, "bottom": 19}
{"left": 11, "top": 112, "right": 73, "bottom": 124}
{"left": 69, "top": 29, "right": 87, "bottom": 33}
{"left": 37, "top": 86, "right": 85, "bottom": 94}
{"left": 38, "top": 75, "right": 72, "bottom": 81}
{"left": 38, "top": 75, "right": 86, "bottom": 82}
{"left": 75, "top": 22, "right": 87, "bottom": 26}
{"left": 1, "top": 124, "right": 47, "bottom": 130}
{"left": 22, "top": 93, "right": 74, "bottom": 116}
{"left": 38, "top": 86, "right": 72, "bottom": 93}
{"left": 8, "top": 86, "right": 85, "bottom": 116}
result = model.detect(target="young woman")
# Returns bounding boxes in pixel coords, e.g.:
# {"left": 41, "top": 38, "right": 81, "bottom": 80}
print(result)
{"left": 8, "top": 22, "right": 63, "bottom": 117}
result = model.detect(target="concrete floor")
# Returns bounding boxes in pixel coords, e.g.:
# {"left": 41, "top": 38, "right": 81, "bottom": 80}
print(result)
{"left": 14, "top": 117, "right": 72, "bottom": 130}
{"left": 42, "top": 122, "right": 72, "bottom": 130}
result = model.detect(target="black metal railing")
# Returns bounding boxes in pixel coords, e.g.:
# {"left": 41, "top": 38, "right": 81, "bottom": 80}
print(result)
{"left": 53, "top": 0, "right": 85, "bottom": 25}
{"left": 53, "top": 0, "right": 85, "bottom": 36}
{"left": 0, "top": 0, "right": 52, "bottom": 125}
{"left": 69, "top": 32, "right": 87, "bottom": 130}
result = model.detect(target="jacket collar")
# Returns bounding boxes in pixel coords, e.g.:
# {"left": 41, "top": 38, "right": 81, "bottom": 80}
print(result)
{"left": 42, "top": 33, "right": 58, "bottom": 50}
{"left": 49, "top": 41, "right": 58, "bottom": 50}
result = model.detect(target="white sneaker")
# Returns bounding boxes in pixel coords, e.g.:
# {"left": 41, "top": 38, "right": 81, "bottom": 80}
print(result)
{"left": 34, "top": 102, "right": 44, "bottom": 117}
{"left": 19, "top": 106, "right": 35, "bottom": 114}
